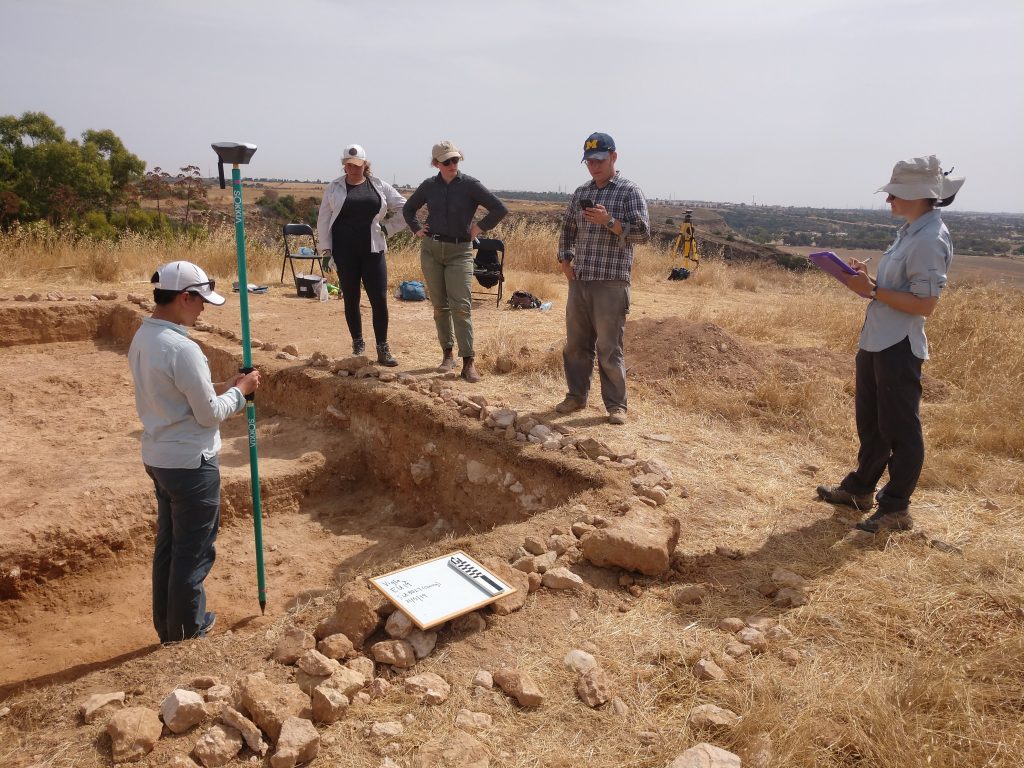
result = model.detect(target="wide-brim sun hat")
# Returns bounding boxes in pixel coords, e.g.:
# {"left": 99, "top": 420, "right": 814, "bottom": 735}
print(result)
{"left": 341, "top": 144, "right": 367, "bottom": 166}
{"left": 152, "top": 260, "right": 225, "bottom": 305}
{"left": 878, "top": 155, "right": 965, "bottom": 200}
{"left": 431, "top": 140, "right": 463, "bottom": 163}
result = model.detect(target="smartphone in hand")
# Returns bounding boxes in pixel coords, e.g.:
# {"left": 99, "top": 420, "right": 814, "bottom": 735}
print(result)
{"left": 580, "top": 198, "right": 594, "bottom": 209}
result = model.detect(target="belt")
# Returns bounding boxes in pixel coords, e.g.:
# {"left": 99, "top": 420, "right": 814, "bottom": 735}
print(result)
{"left": 430, "top": 234, "right": 470, "bottom": 244}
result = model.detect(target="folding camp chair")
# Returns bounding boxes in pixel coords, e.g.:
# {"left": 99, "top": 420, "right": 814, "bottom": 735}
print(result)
{"left": 280, "top": 223, "right": 322, "bottom": 283}
{"left": 471, "top": 238, "right": 505, "bottom": 307}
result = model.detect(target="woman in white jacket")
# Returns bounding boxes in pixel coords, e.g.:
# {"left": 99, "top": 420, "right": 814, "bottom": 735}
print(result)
{"left": 317, "top": 144, "right": 407, "bottom": 365}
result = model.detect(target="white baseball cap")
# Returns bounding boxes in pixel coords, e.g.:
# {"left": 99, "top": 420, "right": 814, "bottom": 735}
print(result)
{"left": 341, "top": 144, "right": 367, "bottom": 166}
{"left": 152, "top": 261, "right": 225, "bottom": 305}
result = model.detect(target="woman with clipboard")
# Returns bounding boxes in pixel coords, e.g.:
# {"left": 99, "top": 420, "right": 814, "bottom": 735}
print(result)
{"left": 816, "top": 156, "right": 965, "bottom": 534}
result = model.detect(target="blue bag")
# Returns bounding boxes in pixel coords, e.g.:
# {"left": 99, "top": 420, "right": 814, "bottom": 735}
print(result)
{"left": 398, "top": 280, "right": 426, "bottom": 301}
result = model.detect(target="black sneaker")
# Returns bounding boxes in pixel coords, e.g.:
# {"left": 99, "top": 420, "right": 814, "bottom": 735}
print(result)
{"left": 352, "top": 338, "right": 366, "bottom": 356}
{"left": 855, "top": 510, "right": 913, "bottom": 534}
{"left": 816, "top": 484, "right": 873, "bottom": 511}
{"left": 199, "top": 611, "right": 217, "bottom": 637}
{"left": 376, "top": 342, "right": 398, "bottom": 367}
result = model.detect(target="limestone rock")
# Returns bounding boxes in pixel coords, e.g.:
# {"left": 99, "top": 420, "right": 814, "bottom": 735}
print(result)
{"left": 192, "top": 724, "right": 243, "bottom": 768}
{"left": 577, "top": 667, "right": 612, "bottom": 707}
{"left": 321, "top": 665, "right": 369, "bottom": 698}
{"left": 693, "top": 658, "right": 727, "bottom": 682}
{"left": 370, "top": 639, "right": 416, "bottom": 668}
{"left": 385, "top": 610, "right": 414, "bottom": 639}
{"left": 239, "top": 672, "right": 311, "bottom": 743}
{"left": 771, "top": 568, "right": 806, "bottom": 590}
{"left": 455, "top": 709, "right": 492, "bottom": 730}
{"left": 221, "top": 706, "right": 268, "bottom": 756}
{"left": 404, "top": 672, "right": 451, "bottom": 704}
{"left": 610, "top": 697, "right": 630, "bottom": 717}
{"left": 318, "top": 633, "right": 354, "bottom": 660}
{"left": 689, "top": 704, "right": 740, "bottom": 728}
{"left": 666, "top": 743, "right": 742, "bottom": 768}
{"left": 192, "top": 676, "right": 218, "bottom": 690}
{"left": 522, "top": 536, "right": 547, "bottom": 555}
{"left": 311, "top": 685, "right": 349, "bottom": 724}
{"left": 775, "top": 587, "right": 809, "bottom": 608}
{"left": 270, "top": 716, "right": 320, "bottom": 768}
{"left": 564, "top": 649, "right": 598, "bottom": 674}
{"left": 724, "top": 641, "right": 751, "bottom": 659}
{"left": 580, "top": 506, "right": 680, "bottom": 576}
{"left": 80, "top": 691, "right": 125, "bottom": 724}
{"left": 107, "top": 707, "right": 162, "bottom": 763}
{"left": 160, "top": 689, "right": 207, "bottom": 734}
{"left": 273, "top": 627, "right": 315, "bottom": 664}
{"left": 295, "top": 656, "right": 343, "bottom": 694}
{"left": 370, "top": 721, "right": 404, "bottom": 737}
{"left": 736, "top": 627, "right": 768, "bottom": 653}
{"left": 411, "top": 730, "right": 490, "bottom": 768}
{"left": 204, "top": 685, "right": 232, "bottom": 705}
{"left": 406, "top": 629, "right": 438, "bottom": 659}
{"left": 316, "top": 580, "right": 387, "bottom": 646}
{"left": 718, "top": 617, "right": 745, "bottom": 633}
{"left": 778, "top": 648, "right": 801, "bottom": 667}
{"left": 482, "top": 557, "right": 529, "bottom": 615}
{"left": 296, "top": 648, "right": 337, "bottom": 676}
{"left": 452, "top": 612, "right": 487, "bottom": 635}
{"left": 473, "top": 670, "right": 493, "bottom": 689}
{"left": 346, "top": 656, "right": 376, "bottom": 684}
{"left": 541, "top": 567, "right": 584, "bottom": 590}
{"left": 741, "top": 732, "right": 775, "bottom": 768}
{"left": 493, "top": 667, "right": 544, "bottom": 707}
{"left": 672, "top": 585, "right": 707, "bottom": 606}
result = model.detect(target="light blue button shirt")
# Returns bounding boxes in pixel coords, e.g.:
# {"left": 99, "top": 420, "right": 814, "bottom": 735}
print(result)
{"left": 128, "top": 317, "right": 245, "bottom": 469}
{"left": 859, "top": 209, "right": 952, "bottom": 360}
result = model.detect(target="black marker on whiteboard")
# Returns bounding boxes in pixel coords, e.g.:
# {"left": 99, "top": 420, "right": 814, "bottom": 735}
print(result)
{"left": 447, "top": 556, "right": 505, "bottom": 597}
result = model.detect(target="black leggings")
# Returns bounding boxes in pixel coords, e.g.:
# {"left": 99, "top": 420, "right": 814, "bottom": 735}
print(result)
{"left": 336, "top": 250, "right": 389, "bottom": 344}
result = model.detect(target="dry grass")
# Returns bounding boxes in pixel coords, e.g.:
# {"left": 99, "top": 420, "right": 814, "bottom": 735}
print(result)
{"left": 2, "top": 220, "right": 1024, "bottom": 767}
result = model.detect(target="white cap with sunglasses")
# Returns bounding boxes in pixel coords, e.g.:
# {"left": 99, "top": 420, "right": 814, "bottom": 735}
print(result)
{"left": 152, "top": 261, "right": 226, "bottom": 305}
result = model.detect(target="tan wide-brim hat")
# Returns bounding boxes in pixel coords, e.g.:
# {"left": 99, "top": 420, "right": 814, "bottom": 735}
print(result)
{"left": 431, "top": 140, "right": 463, "bottom": 163}
{"left": 878, "top": 155, "right": 965, "bottom": 200}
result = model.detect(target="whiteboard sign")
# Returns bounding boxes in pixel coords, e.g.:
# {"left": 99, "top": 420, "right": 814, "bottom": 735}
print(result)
{"left": 369, "top": 551, "right": 516, "bottom": 630}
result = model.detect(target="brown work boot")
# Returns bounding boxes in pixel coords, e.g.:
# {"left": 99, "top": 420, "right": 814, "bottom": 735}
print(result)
{"left": 554, "top": 396, "right": 585, "bottom": 414}
{"left": 816, "top": 484, "right": 873, "bottom": 512}
{"left": 461, "top": 357, "right": 482, "bottom": 383}
{"left": 436, "top": 348, "right": 456, "bottom": 372}
{"left": 855, "top": 509, "right": 913, "bottom": 534}
{"left": 607, "top": 408, "right": 627, "bottom": 425}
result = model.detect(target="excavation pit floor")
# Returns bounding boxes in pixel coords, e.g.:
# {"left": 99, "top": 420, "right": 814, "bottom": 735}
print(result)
{"left": 0, "top": 302, "right": 601, "bottom": 694}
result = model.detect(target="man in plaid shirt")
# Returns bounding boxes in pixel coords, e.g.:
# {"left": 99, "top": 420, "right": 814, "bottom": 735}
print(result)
{"left": 555, "top": 132, "right": 650, "bottom": 424}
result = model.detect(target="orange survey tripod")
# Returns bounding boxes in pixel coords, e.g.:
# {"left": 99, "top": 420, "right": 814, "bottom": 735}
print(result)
{"left": 669, "top": 209, "right": 700, "bottom": 280}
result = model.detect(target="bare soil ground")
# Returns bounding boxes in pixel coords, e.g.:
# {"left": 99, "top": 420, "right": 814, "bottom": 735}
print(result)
{"left": 0, "top": 268, "right": 1021, "bottom": 767}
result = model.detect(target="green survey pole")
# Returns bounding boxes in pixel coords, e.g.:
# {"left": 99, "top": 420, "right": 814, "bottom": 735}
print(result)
{"left": 212, "top": 142, "right": 266, "bottom": 615}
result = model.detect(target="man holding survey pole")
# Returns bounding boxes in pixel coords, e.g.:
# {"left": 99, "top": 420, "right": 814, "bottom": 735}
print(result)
{"left": 816, "top": 156, "right": 964, "bottom": 534}
{"left": 129, "top": 261, "right": 261, "bottom": 643}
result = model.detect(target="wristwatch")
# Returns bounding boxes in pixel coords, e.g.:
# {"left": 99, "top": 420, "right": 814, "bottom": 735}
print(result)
{"left": 869, "top": 286, "right": 878, "bottom": 300}
{"left": 605, "top": 217, "right": 617, "bottom": 231}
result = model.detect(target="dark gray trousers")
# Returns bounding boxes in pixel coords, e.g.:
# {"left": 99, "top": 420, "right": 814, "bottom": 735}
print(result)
{"left": 562, "top": 279, "right": 630, "bottom": 412}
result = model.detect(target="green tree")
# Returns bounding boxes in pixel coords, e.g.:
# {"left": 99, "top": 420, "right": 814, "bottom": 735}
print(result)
{"left": 175, "top": 164, "right": 207, "bottom": 228}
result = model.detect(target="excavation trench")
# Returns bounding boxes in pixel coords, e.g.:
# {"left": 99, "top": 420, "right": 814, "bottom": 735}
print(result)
{"left": 0, "top": 302, "right": 602, "bottom": 692}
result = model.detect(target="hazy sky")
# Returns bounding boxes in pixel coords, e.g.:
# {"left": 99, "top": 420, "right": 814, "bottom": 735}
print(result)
{"left": 4, "top": 0, "right": 1022, "bottom": 212}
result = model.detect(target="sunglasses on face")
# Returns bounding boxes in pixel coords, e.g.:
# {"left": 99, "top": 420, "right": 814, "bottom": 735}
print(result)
{"left": 440, "top": 157, "right": 460, "bottom": 167}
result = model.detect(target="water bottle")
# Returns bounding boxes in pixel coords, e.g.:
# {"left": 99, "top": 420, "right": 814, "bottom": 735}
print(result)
{"left": 540, "top": 301, "right": 553, "bottom": 311}
{"left": 317, "top": 279, "right": 329, "bottom": 302}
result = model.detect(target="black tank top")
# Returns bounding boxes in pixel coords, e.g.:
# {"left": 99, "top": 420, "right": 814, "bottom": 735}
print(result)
{"left": 331, "top": 180, "right": 381, "bottom": 257}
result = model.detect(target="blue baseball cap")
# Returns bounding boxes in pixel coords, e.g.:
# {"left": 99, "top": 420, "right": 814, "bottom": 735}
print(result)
{"left": 582, "top": 132, "right": 615, "bottom": 162}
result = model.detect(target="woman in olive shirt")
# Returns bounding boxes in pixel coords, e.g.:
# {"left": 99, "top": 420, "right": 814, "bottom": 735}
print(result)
{"left": 817, "top": 155, "right": 965, "bottom": 534}
{"left": 403, "top": 140, "right": 508, "bottom": 383}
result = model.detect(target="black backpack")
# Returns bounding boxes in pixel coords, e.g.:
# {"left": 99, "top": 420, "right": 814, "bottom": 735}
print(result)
{"left": 507, "top": 290, "right": 542, "bottom": 309}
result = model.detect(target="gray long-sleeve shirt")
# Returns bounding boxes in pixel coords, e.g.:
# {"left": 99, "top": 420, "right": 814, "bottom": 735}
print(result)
{"left": 403, "top": 171, "right": 508, "bottom": 239}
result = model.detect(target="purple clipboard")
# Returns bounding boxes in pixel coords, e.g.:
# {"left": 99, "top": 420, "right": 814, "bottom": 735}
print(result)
{"left": 809, "top": 251, "right": 871, "bottom": 297}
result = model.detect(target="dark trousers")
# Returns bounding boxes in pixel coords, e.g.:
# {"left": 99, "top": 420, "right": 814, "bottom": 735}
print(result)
{"left": 337, "top": 250, "right": 389, "bottom": 345}
{"left": 563, "top": 279, "right": 630, "bottom": 412}
{"left": 840, "top": 337, "right": 924, "bottom": 513}
{"left": 146, "top": 456, "right": 221, "bottom": 643}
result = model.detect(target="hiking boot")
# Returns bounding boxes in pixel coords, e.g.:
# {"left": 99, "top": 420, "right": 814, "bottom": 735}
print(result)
{"left": 461, "top": 357, "right": 482, "bottom": 383}
{"left": 855, "top": 509, "right": 913, "bottom": 534}
{"left": 816, "top": 484, "right": 873, "bottom": 511}
{"left": 437, "top": 348, "right": 456, "bottom": 372}
{"left": 554, "top": 396, "right": 585, "bottom": 414}
{"left": 608, "top": 408, "right": 627, "bottom": 425}
{"left": 376, "top": 342, "right": 398, "bottom": 367}
{"left": 352, "top": 338, "right": 366, "bottom": 356}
